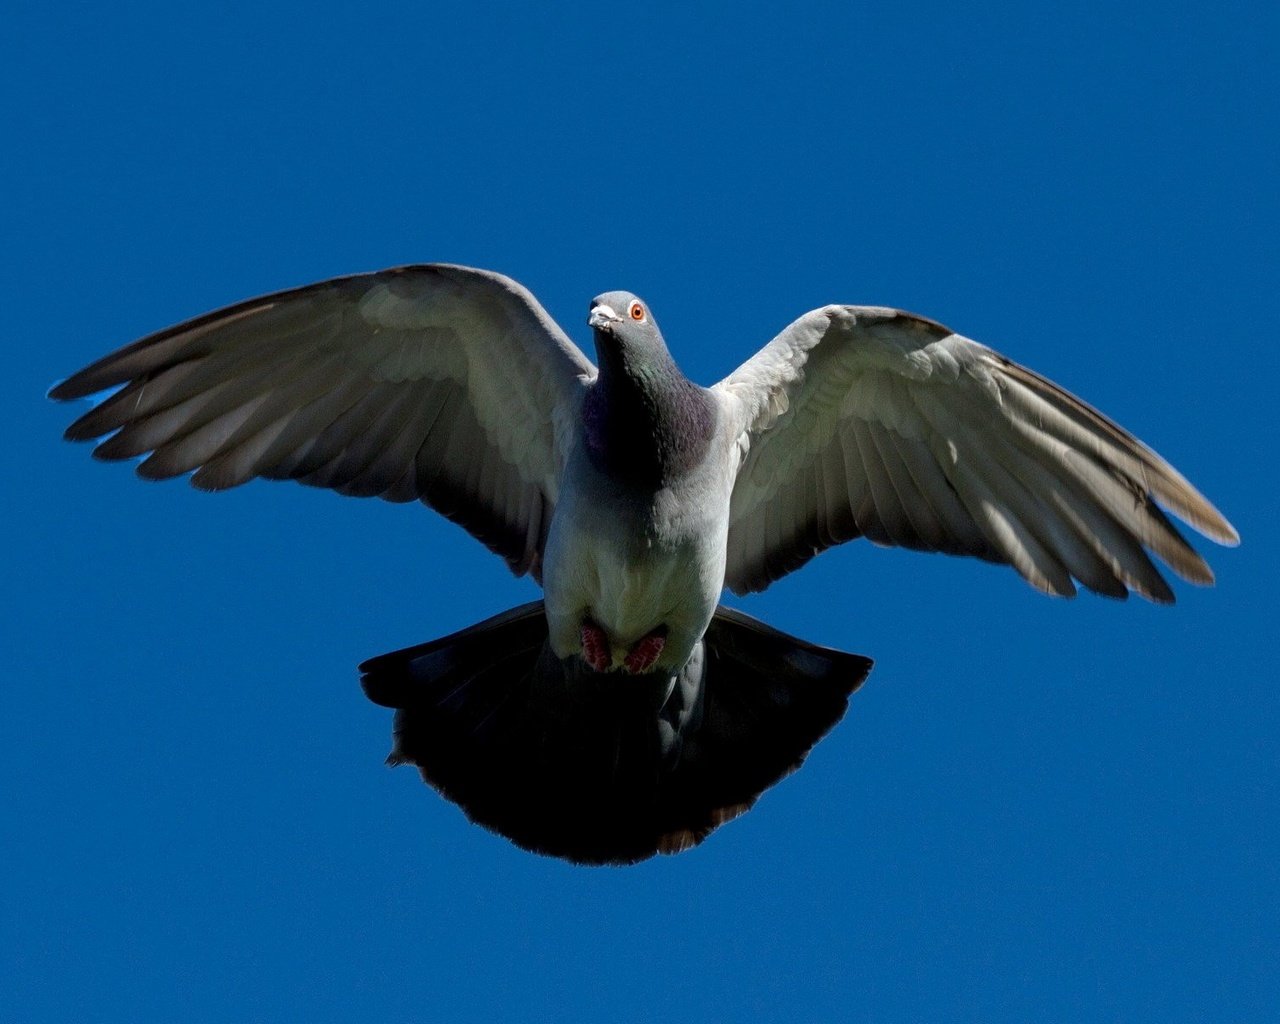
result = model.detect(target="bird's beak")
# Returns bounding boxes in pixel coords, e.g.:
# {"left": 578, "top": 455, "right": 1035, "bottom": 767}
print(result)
{"left": 589, "top": 304, "right": 621, "bottom": 331}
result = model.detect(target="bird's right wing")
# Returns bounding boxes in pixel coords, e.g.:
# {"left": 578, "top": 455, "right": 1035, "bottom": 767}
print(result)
{"left": 52, "top": 264, "right": 597, "bottom": 577}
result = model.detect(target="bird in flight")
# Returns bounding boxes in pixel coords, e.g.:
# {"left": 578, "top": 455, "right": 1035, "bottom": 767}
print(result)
{"left": 52, "top": 264, "right": 1237, "bottom": 864}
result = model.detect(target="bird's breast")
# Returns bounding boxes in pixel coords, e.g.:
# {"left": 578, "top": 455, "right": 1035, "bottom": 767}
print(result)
{"left": 541, "top": 444, "right": 733, "bottom": 664}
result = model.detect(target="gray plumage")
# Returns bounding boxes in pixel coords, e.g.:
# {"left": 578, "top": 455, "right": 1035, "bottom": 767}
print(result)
{"left": 52, "top": 263, "right": 1238, "bottom": 864}
{"left": 361, "top": 602, "right": 870, "bottom": 863}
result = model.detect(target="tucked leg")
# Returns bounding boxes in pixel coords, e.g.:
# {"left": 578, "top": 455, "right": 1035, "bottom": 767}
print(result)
{"left": 580, "top": 620, "right": 611, "bottom": 672}
{"left": 624, "top": 627, "right": 668, "bottom": 674}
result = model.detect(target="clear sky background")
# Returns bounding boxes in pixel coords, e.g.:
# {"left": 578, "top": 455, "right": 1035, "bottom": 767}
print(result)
{"left": 4, "top": 2, "right": 1277, "bottom": 1021}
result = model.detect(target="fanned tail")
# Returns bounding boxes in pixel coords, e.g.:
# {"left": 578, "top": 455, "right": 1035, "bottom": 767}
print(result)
{"left": 361, "top": 602, "right": 872, "bottom": 865}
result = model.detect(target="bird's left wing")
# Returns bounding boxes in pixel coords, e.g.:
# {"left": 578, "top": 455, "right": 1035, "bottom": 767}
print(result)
{"left": 712, "top": 305, "right": 1237, "bottom": 600}
{"left": 52, "top": 264, "right": 597, "bottom": 577}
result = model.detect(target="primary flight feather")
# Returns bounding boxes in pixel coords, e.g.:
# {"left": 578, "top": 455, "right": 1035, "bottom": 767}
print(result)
{"left": 53, "top": 263, "right": 1237, "bottom": 864}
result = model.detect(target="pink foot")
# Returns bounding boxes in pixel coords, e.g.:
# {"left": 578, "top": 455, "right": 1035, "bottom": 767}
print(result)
{"left": 580, "top": 621, "right": 611, "bottom": 672}
{"left": 624, "top": 629, "right": 667, "bottom": 674}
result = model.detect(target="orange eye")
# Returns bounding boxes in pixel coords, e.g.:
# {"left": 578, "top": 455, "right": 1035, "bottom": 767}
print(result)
{"left": 628, "top": 301, "right": 645, "bottom": 321}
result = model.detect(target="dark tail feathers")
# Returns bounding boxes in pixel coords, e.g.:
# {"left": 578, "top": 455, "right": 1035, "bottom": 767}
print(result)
{"left": 360, "top": 602, "right": 871, "bottom": 865}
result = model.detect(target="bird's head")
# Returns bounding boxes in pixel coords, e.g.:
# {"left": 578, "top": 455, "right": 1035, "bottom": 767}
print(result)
{"left": 588, "top": 292, "right": 672, "bottom": 372}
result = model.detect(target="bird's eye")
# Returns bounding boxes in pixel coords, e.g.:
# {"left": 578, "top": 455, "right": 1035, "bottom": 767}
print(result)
{"left": 628, "top": 302, "right": 646, "bottom": 321}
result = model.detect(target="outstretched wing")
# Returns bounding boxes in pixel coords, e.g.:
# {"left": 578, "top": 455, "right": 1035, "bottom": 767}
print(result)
{"left": 712, "top": 305, "right": 1237, "bottom": 600}
{"left": 52, "top": 264, "right": 597, "bottom": 577}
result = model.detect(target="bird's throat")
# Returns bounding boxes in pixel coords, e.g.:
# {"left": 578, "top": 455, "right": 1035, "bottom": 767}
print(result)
{"left": 583, "top": 345, "right": 714, "bottom": 490}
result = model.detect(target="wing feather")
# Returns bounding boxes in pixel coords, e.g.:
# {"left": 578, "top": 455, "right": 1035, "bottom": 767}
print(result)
{"left": 864, "top": 420, "right": 948, "bottom": 550}
{"left": 713, "top": 305, "right": 1235, "bottom": 599}
{"left": 54, "top": 264, "right": 596, "bottom": 576}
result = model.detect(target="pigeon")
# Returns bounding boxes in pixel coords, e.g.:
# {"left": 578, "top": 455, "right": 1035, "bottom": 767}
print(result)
{"left": 52, "top": 263, "right": 1238, "bottom": 864}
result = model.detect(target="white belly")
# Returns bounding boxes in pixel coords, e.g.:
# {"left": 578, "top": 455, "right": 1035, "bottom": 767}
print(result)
{"left": 542, "top": 451, "right": 731, "bottom": 670}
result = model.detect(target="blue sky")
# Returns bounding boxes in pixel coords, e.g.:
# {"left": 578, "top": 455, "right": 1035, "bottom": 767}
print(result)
{"left": 4, "top": 1, "right": 1277, "bottom": 1020}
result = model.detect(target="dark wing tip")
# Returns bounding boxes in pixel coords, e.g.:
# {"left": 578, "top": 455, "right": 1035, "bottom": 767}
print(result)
{"left": 48, "top": 374, "right": 94, "bottom": 402}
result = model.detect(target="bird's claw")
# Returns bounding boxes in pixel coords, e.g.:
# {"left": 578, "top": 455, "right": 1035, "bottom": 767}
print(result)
{"left": 624, "top": 629, "right": 666, "bottom": 674}
{"left": 580, "top": 621, "right": 611, "bottom": 673}
{"left": 579, "top": 622, "right": 667, "bottom": 674}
